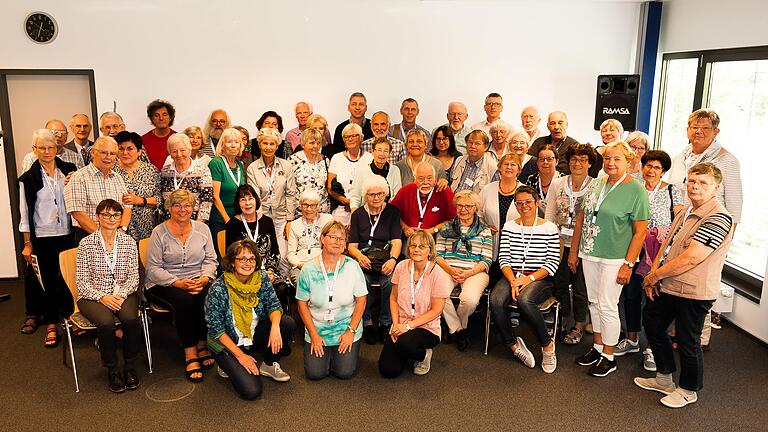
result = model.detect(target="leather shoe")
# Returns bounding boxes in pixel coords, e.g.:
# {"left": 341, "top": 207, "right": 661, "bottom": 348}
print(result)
{"left": 363, "top": 325, "right": 377, "bottom": 345}
{"left": 124, "top": 369, "right": 140, "bottom": 391}
{"left": 456, "top": 329, "right": 470, "bottom": 352}
{"left": 108, "top": 370, "right": 126, "bottom": 393}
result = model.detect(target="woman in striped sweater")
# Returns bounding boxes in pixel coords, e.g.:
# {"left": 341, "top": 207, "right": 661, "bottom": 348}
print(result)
{"left": 489, "top": 185, "right": 561, "bottom": 373}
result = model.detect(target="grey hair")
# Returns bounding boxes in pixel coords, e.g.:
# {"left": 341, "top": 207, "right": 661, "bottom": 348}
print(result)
{"left": 341, "top": 122, "right": 363, "bottom": 138}
{"left": 626, "top": 131, "right": 650, "bottom": 150}
{"left": 32, "top": 129, "right": 56, "bottom": 146}
{"left": 166, "top": 132, "right": 192, "bottom": 152}
{"left": 405, "top": 128, "right": 428, "bottom": 143}
{"left": 257, "top": 127, "right": 282, "bottom": 145}
{"left": 361, "top": 175, "right": 390, "bottom": 199}
{"left": 295, "top": 101, "right": 313, "bottom": 113}
{"left": 489, "top": 120, "right": 512, "bottom": 134}
{"left": 299, "top": 188, "right": 322, "bottom": 204}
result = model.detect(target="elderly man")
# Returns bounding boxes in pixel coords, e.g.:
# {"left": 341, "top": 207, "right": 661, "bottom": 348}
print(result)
{"left": 470, "top": 93, "right": 505, "bottom": 135}
{"left": 389, "top": 98, "right": 431, "bottom": 145}
{"left": 202, "top": 109, "right": 230, "bottom": 158}
{"left": 64, "top": 113, "right": 94, "bottom": 165}
{"left": 21, "top": 119, "right": 84, "bottom": 172}
{"left": 521, "top": 106, "right": 542, "bottom": 143}
{"left": 331, "top": 92, "right": 374, "bottom": 156}
{"left": 285, "top": 101, "right": 332, "bottom": 152}
{"left": 64, "top": 136, "right": 132, "bottom": 241}
{"left": 391, "top": 162, "right": 456, "bottom": 238}
{"left": 361, "top": 111, "right": 406, "bottom": 165}
{"left": 395, "top": 129, "right": 448, "bottom": 186}
{"left": 636, "top": 163, "right": 735, "bottom": 408}
{"left": 142, "top": 99, "right": 177, "bottom": 170}
{"left": 451, "top": 130, "right": 497, "bottom": 193}
{"left": 435, "top": 102, "right": 470, "bottom": 156}
{"left": 528, "top": 111, "right": 590, "bottom": 175}
{"left": 99, "top": 112, "right": 126, "bottom": 137}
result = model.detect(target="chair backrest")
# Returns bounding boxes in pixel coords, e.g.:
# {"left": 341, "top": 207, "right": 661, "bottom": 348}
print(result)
{"left": 138, "top": 238, "right": 150, "bottom": 268}
{"left": 217, "top": 230, "right": 226, "bottom": 256}
{"left": 59, "top": 247, "right": 79, "bottom": 313}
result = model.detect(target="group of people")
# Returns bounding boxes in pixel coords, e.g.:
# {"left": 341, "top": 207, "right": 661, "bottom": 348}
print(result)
{"left": 17, "top": 93, "right": 741, "bottom": 407}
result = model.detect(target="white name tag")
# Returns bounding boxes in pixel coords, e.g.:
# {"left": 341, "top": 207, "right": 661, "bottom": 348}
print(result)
{"left": 323, "top": 311, "right": 335, "bottom": 322}
{"left": 561, "top": 227, "right": 574, "bottom": 237}
{"left": 463, "top": 177, "right": 474, "bottom": 187}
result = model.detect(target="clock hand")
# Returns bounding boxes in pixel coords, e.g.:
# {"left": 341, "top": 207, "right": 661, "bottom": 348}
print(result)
{"left": 37, "top": 22, "right": 43, "bottom": 38}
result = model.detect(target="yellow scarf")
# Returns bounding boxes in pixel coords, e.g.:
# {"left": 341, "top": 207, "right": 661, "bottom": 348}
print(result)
{"left": 224, "top": 271, "right": 262, "bottom": 340}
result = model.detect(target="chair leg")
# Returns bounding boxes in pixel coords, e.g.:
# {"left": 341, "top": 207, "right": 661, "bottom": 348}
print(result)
{"left": 554, "top": 302, "right": 561, "bottom": 341}
{"left": 63, "top": 320, "right": 80, "bottom": 393}
{"left": 140, "top": 305, "right": 153, "bottom": 374}
{"left": 484, "top": 293, "right": 491, "bottom": 356}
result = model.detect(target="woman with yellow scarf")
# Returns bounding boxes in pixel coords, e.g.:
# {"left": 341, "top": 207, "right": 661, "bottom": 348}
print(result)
{"left": 204, "top": 239, "right": 295, "bottom": 400}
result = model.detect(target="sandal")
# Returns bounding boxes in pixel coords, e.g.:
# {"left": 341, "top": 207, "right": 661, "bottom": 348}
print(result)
{"left": 21, "top": 316, "right": 40, "bottom": 335}
{"left": 562, "top": 327, "right": 584, "bottom": 345}
{"left": 197, "top": 347, "right": 215, "bottom": 369}
{"left": 44, "top": 326, "right": 59, "bottom": 348}
{"left": 185, "top": 358, "right": 204, "bottom": 383}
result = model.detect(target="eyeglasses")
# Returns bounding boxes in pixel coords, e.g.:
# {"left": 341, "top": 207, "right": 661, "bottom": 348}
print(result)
{"left": 629, "top": 146, "right": 646, "bottom": 152}
{"left": 456, "top": 204, "right": 475, "bottom": 210}
{"left": 435, "top": 136, "right": 450, "bottom": 142}
{"left": 211, "top": 119, "right": 227, "bottom": 125}
{"left": 172, "top": 203, "right": 193, "bottom": 210}
{"left": 325, "top": 235, "right": 346, "bottom": 243}
{"left": 515, "top": 199, "right": 536, "bottom": 206}
{"left": 99, "top": 212, "right": 122, "bottom": 220}
{"left": 103, "top": 124, "right": 124, "bottom": 131}
{"left": 539, "top": 157, "right": 556, "bottom": 162}
{"left": 466, "top": 140, "right": 484, "bottom": 147}
{"left": 95, "top": 150, "right": 118, "bottom": 157}
{"left": 687, "top": 126, "right": 713, "bottom": 132}
{"left": 235, "top": 257, "right": 257, "bottom": 264}
{"left": 342, "top": 134, "right": 361, "bottom": 140}
{"left": 415, "top": 176, "right": 435, "bottom": 183}
{"left": 643, "top": 164, "right": 664, "bottom": 171}
{"left": 49, "top": 129, "right": 67, "bottom": 136}
{"left": 33, "top": 145, "right": 57, "bottom": 153}
{"left": 301, "top": 203, "right": 318, "bottom": 209}
{"left": 570, "top": 157, "right": 590, "bottom": 164}
{"left": 484, "top": 102, "right": 502, "bottom": 107}
{"left": 366, "top": 192, "right": 386, "bottom": 199}
{"left": 409, "top": 243, "right": 429, "bottom": 250}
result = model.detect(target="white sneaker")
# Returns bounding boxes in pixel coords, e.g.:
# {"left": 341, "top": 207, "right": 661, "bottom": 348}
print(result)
{"left": 511, "top": 337, "right": 535, "bottom": 368}
{"left": 634, "top": 376, "right": 675, "bottom": 395}
{"left": 413, "top": 348, "right": 433, "bottom": 375}
{"left": 643, "top": 348, "right": 657, "bottom": 372}
{"left": 259, "top": 362, "right": 290, "bottom": 382}
{"left": 614, "top": 338, "right": 640, "bottom": 357}
{"left": 217, "top": 366, "right": 229, "bottom": 379}
{"left": 541, "top": 346, "right": 557, "bottom": 374}
{"left": 661, "top": 388, "right": 698, "bottom": 408}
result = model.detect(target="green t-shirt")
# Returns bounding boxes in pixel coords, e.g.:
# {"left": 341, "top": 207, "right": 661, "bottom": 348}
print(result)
{"left": 208, "top": 156, "right": 245, "bottom": 223}
{"left": 579, "top": 177, "right": 649, "bottom": 260}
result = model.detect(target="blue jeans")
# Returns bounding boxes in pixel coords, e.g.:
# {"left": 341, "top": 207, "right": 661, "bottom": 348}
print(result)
{"left": 490, "top": 277, "right": 554, "bottom": 347}
{"left": 303, "top": 339, "right": 361, "bottom": 380}
{"left": 362, "top": 272, "right": 392, "bottom": 327}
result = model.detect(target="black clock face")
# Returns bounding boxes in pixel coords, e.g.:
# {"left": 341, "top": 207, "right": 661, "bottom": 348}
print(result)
{"left": 25, "top": 12, "right": 57, "bottom": 44}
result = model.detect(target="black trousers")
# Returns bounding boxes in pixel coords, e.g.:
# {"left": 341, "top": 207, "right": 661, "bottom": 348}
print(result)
{"left": 146, "top": 285, "right": 208, "bottom": 348}
{"left": 643, "top": 291, "right": 713, "bottom": 391}
{"left": 77, "top": 293, "right": 142, "bottom": 369}
{"left": 552, "top": 247, "right": 589, "bottom": 323}
{"left": 378, "top": 328, "right": 439, "bottom": 378}
{"left": 25, "top": 235, "right": 75, "bottom": 324}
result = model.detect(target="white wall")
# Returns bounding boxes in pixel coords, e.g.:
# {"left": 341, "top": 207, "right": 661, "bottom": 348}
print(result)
{"left": 656, "top": 0, "right": 768, "bottom": 343}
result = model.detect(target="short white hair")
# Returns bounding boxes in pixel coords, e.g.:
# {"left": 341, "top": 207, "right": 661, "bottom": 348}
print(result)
{"left": 166, "top": 133, "right": 191, "bottom": 152}
{"left": 299, "top": 189, "right": 321, "bottom": 204}
{"left": 33, "top": 129, "right": 55, "bottom": 146}
{"left": 361, "top": 175, "right": 390, "bottom": 199}
{"left": 295, "top": 101, "right": 313, "bottom": 112}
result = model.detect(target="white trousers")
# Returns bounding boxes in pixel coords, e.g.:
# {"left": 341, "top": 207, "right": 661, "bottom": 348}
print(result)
{"left": 442, "top": 272, "right": 490, "bottom": 333}
{"left": 582, "top": 259, "right": 624, "bottom": 346}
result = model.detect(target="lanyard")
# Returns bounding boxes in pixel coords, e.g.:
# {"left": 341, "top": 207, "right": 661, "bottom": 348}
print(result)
{"left": 221, "top": 157, "right": 242, "bottom": 186}
{"left": 240, "top": 215, "right": 258, "bottom": 242}
{"left": 41, "top": 167, "right": 60, "bottom": 206}
{"left": 407, "top": 154, "right": 427, "bottom": 176}
{"left": 592, "top": 173, "right": 627, "bottom": 223}
{"left": 319, "top": 257, "right": 342, "bottom": 304}
{"left": 261, "top": 161, "right": 277, "bottom": 196}
{"left": 415, "top": 188, "right": 434, "bottom": 228}
{"left": 565, "top": 175, "right": 590, "bottom": 216}
{"left": 97, "top": 230, "right": 119, "bottom": 277}
{"left": 367, "top": 207, "right": 383, "bottom": 246}
{"left": 304, "top": 219, "right": 318, "bottom": 254}
{"left": 345, "top": 150, "right": 364, "bottom": 187}
{"left": 172, "top": 169, "right": 187, "bottom": 190}
{"left": 519, "top": 217, "right": 538, "bottom": 273}
{"left": 409, "top": 260, "right": 429, "bottom": 319}
{"left": 647, "top": 180, "right": 663, "bottom": 203}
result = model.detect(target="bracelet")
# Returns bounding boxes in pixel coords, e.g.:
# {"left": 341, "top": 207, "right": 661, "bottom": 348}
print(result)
{"left": 140, "top": 196, "right": 147, "bottom": 206}
{"left": 24, "top": 240, "right": 32, "bottom": 245}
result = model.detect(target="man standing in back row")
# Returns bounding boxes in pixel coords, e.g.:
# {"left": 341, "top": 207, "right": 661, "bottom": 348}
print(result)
{"left": 330, "top": 92, "right": 374, "bottom": 157}
{"left": 141, "top": 99, "right": 177, "bottom": 170}
{"left": 389, "top": 98, "right": 431, "bottom": 146}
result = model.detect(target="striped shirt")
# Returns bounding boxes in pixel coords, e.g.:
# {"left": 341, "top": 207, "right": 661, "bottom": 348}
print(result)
{"left": 498, "top": 219, "right": 561, "bottom": 276}
{"left": 693, "top": 212, "right": 733, "bottom": 250}
{"left": 435, "top": 224, "right": 494, "bottom": 270}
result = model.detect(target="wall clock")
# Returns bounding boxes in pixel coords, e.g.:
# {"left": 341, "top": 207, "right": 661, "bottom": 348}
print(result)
{"left": 25, "top": 12, "right": 58, "bottom": 44}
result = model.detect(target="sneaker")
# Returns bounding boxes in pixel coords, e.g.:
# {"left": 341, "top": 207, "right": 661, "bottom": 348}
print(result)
{"left": 710, "top": 312, "right": 722, "bottom": 330}
{"left": 588, "top": 355, "right": 617, "bottom": 377}
{"left": 660, "top": 388, "right": 698, "bottom": 408}
{"left": 643, "top": 348, "right": 657, "bottom": 372}
{"left": 259, "top": 362, "right": 290, "bottom": 382}
{"left": 413, "top": 348, "right": 433, "bottom": 375}
{"left": 614, "top": 338, "right": 640, "bottom": 357}
{"left": 217, "top": 366, "right": 229, "bottom": 379}
{"left": 576, "top": 347, "right": 602, "bottom": 366}
{"left": 541, "top": 346, "right": 557, "bottom": 374}
{"left": 511, "top": 337, "right": 535, "bottom": 368}
{"left": 634, "top": 376, "right": 675, "bottom": 395}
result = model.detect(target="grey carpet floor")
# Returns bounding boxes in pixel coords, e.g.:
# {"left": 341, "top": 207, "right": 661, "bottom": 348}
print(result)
{"left": 0, "top": 280, "right": 766, "bottom": 432}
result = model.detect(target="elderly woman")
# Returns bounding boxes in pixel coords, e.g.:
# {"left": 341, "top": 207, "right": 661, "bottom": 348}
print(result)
{"left": 348, "top": 176, "right": 403, "bottom": 344}
{"left": 509, "top": 131, "right": 536, "bottom": 181}
{"left": 159, "top": 133, "right": 213, "bottom": 222}
{"left": 328, "top": 123, "right": 374, "bottom": 225}
{"left": 545, "top": 143, "right": 597, "bottom": 346}
{"left": 296, "top": 221, "right": 367, "bottom": 380}
{"left": 204, "top": 240, "right": 295, "bottom": 400}
{"left": 525, "top": 144, "right": 561, "bottom": 217}
{"left": 247, "top": 111, "right": 290, "bottom": 160}
{"left": 163, "top": 126, "right": 211, "bottom": 168}
{"left": 348, "top": 137, "right": 402, "bottom": 210}
{"left": 18, "top": 129, "right": 78, "bottom": 345}
{"left": 395, "top": 129, "right": 448, "bottom": 187}
{"left": 114, "top": 131, "right": 160, "bottom": 240}
{"left": 288, "top": 128, "right": 330, "bottom": 218}
{"left": 224, "top": 185, "right": 290, "bottom": 308}
{"left": 379, "top": 231, "right": 452, "bottom": 378}
{"left": 391, "top": 162, "right": 456, "bottom": 239}
{"left": 479, "top": 153, "right": 524, "bottom": 261}
{"left": 209, "top": 128, "right": 246, "bottom": 256}
{"left": 233, "top": 125, "right": 252, "bottom": 167}
{"left": 450, "top": 129, "right": 496, "bottom": 194}
{"left": 636, "top": 163, "right": 734, "bottom": 408}
{"left": 626, "top": 131, "right": 650, "bottom": 180}
{"left": 429, "top": 125, "right": 461, "bottom": 181}
{"left": 145, "top": 189, "right": 218, "bottom": 382}
{"left": 76, "top": 199, "right": 141, "bottom": 392}
{"left": 614, "top": 150, "right": 683, "bottom": 366}
{"left": 436, "top": 190, "right": 494, "bottom": 351}
{"left": 569, "top": 141, "right": 649, "bottom": 377}
{"left": 490, "top": 186, "right": 561, "bottom": 373}
{"left": 286, "top": 189, "right": 334, "bottom": 284}
{"left": 487, "top": 121, "right": 512, "bottom": 162}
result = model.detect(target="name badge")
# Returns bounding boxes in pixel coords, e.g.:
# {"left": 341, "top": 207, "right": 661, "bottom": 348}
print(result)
{"left": 561, "top": 227, "right": 574, "bottom": 237}
{"left": 463, "top": 178, "right": 475, "bottom": 187}
{"left": 323, "top": 310, "right": 335, "bottom": 322}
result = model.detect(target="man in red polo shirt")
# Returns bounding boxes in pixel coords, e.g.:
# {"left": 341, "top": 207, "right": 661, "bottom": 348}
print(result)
{"left": 391, "top": 162, "right": 456, "bottom": 238}
{"left": 142, "top": 99, "right": 177, "bottom": 169}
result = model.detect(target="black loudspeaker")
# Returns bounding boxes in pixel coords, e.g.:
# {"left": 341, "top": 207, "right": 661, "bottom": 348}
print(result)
{"left": 594, "top": 74, "right": 640, "bottom": 131}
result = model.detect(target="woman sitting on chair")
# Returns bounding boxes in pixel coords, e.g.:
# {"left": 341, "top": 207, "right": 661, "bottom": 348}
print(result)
{"left": 76, "top": 199, "right": 141, "bottom": 393}
{"left": 285, "top": 189, "right": 334, "bottom": 284}
{"left": 204, "top": 239, "right": 295, "bottom": 400}
{"left": 145, "top": 189, "right": 218, "bottom": 382}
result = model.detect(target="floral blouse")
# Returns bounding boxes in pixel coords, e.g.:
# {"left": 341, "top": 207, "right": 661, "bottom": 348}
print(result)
{"left": 288, "top": 151, "right": 330, "bottom": 218}
{"left": 114, "top": 161, "right": 160, "bottom": 240}
{"left": 158, "top": 161, "right": 214, "bottom": 222}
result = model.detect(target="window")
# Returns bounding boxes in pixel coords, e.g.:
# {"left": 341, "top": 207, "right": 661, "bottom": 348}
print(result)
{"left": 655, "top": 46, "right": 768, "bottom": 301}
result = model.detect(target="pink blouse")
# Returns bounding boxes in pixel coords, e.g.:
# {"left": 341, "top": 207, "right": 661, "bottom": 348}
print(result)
{"left": 391, "top": 259, "right": 452, "bottom": 337}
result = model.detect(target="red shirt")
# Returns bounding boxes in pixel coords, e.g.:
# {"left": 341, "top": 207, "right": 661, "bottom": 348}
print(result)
{"left": 142, "top": 129, "right": 176, "bottom": 170}
{"left": 390, "top": 182, "right": 456, "bottom": 230}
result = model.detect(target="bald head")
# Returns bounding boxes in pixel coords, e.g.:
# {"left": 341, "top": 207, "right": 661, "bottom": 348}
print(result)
{"left": 45, "top": 119, "right": 68, "bottom": 147}
{"left": 70, "top": 113, "right": 92, "bottom": 144}
{"left": 547, "top": 111, "right": 568, "bottom": 140}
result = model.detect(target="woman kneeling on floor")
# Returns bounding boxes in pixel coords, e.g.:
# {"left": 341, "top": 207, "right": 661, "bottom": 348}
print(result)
{"left": 204, "top": 239, "right": 295, "bottom": 400}
{"left": 379, "top": 230, "right": 452, "bottom": 378}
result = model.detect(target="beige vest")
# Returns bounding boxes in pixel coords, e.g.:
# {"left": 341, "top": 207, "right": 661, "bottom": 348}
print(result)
{"left": 659, "top": 198, "right": 734, "bottom": 301}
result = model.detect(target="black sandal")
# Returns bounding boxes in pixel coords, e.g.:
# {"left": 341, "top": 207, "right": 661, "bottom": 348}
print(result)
{"left": 21, "top": 316, "right": 40, "bottom": 335}
{"left": 197, "top": 347, "right": 215, "bottom": 369}
{"left": 185, "top": 358, "right": 204, "bottom": 383}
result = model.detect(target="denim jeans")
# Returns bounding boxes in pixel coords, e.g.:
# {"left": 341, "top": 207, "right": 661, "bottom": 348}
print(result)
{"left": 303, "top": 339, "right": 361, "bottom": 380}
{"left": 362, "top": 272, "right": 393, "bottom": 327}
{"left": 490, "top": 277, "right": 554, "bottom": 347}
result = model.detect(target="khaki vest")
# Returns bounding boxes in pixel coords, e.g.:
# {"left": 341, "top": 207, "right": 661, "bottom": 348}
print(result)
{"left": 659, "top": 198, "right": 734, "bottom": 301}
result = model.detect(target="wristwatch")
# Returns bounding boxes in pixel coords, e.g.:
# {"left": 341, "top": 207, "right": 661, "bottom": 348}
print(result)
{"left": 623, "top": 260, "right": 635, "bottom": 268}
{"left": 120, "top": 226, "right": 128, "bottom": 232}
{"left": 433, "top": 227, "right": 439, "bottom": 234}
{"left": 528, "top": 275, "right": 536, "bottom": 282}
{"left": 347, "top": 325, "right": 357, "bottom": 334}
{"left": 405, "top": 323, "right": 412, "bottom": 331}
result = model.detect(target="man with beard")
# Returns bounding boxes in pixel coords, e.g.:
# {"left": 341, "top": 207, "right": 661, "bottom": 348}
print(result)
{"left": 361, "top": 111, "right": 406, "bottom": 165}
{"left": 434, "top": 101, "right": 470, "bottom": 156}
{"left": 520, "top": 106, "right": 542, "bottom": 143}
{"left": 202, "top": 109, "right": 230, "bottom": 158}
